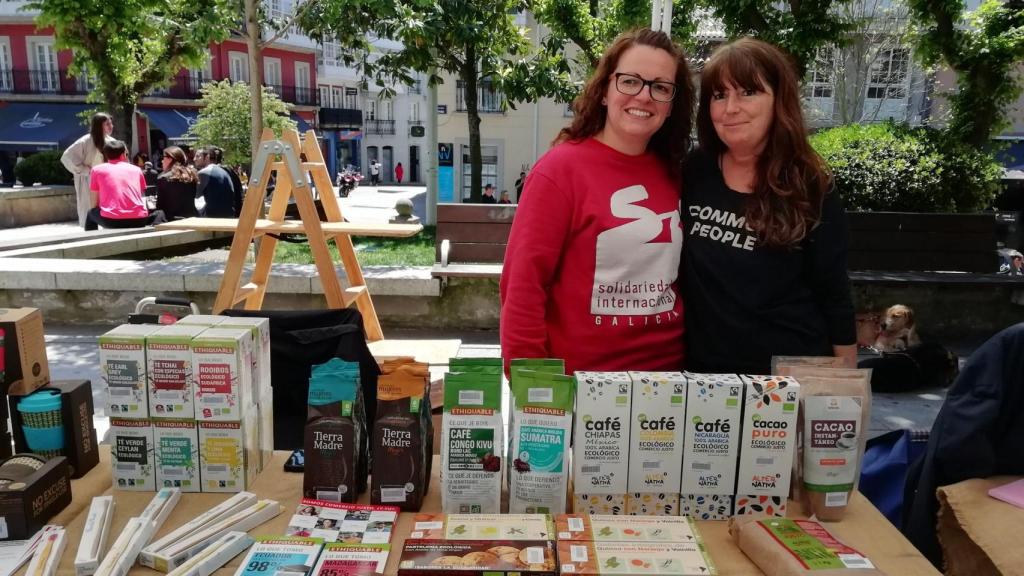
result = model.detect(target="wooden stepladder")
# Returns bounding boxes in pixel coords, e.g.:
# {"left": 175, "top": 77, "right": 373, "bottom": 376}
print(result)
{"left": 159, "top": 128, "right": 422, "bottom": 341}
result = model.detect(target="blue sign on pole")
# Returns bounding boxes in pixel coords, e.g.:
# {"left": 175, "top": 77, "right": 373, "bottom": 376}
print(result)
{"left": 438, "top": 167, "right": 455, "bottom": 202}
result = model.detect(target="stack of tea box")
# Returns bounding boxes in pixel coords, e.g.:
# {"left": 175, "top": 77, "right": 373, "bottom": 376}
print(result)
{"left": 101, "top": 314, "right": 273, "bottom": 492}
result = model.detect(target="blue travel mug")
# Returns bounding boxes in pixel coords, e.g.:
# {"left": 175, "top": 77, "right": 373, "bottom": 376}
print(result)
{"left": 16, "top": 389, "right": 64, "bottom": 459}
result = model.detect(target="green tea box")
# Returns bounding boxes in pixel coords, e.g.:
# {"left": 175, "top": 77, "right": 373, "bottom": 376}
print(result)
{"left": 154, "top": 419, "right": 200, "bottom": 492}
{"left": 111, "top": 417, "right": 155, "bottom": 491}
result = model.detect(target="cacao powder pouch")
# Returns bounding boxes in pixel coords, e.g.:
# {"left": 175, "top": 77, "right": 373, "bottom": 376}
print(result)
{"left": 729, "top": 515, "right": 887, "bottom": 576}
{"left": 771, "top": 362, "right": 872, "bottom": 520}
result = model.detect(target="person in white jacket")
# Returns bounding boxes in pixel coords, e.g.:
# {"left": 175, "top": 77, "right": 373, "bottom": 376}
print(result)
{"left": 61, "top": 112, "right": 113, "bottom": 227}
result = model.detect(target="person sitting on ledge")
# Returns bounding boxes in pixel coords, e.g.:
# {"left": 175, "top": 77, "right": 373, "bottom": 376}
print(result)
{"left": 85, "top": 139, "right": 167, "bottom": 231}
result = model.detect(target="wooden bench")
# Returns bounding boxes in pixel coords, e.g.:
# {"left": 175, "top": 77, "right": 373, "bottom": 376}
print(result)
{"left": 431, "top": 203, "right": 515, "bottom": 280}
{"left": 847, "top": 212, "right": 999, "bottom": 273}
{"left": 846, "top": 211, "right": 1024, "bottom": 286}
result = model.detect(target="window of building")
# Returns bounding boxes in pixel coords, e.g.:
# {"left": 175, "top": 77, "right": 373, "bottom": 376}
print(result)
{"left": 264, "top": 58, "right": 282, "bottom": 88}
{"left": 366, "top": 99, "right": 377, "bottom": 120}
{"left": 804, "top": 48, "right": 836, "bottom": 99}
{"left": 0, "top": 38, "right": 12, "bottom": 92}
{"left": 461, "top": 144, "right": 499, "bottom": 200}
{"left": 343, "top": 87, "right": 359, "bottom": 110}
{"left": 866, "top": 47, "right": 909, "bottom": 100}
{"left": 409, "top": 101, "right": 420, "bottom": 123}
{"left": 267, "top": 0, "right": 284, "bottom": 19}
{"left": 319, "top": 85, "right": 331, "bottom": 108}
{"left": 28, "top": 38, "right": 58, "bottom": 92}
{"left": 229, "top": 51, "right": 248, "bottom": 83}
{"left": 381, "top": 99, "right": 393, "bottom": 121}
{"left": 456, "top": 77, "right": 503, "bottom": 113}
{"left": 294, "top": 61, "right": 311, "bottom": 103}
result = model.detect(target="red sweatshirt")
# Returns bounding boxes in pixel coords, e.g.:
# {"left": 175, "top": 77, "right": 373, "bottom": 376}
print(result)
{"left": 500, "top": 138, "right": 685, "bottom": 374}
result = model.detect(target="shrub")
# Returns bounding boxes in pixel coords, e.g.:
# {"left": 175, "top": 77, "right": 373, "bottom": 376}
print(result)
{"left": 13, "top": 151, "right": 74, "bottom": 186}
{"left": 810, "top": 122, "right": 1002, "bottom": 212}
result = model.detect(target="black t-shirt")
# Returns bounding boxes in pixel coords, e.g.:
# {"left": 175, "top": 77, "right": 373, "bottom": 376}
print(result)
{"left": 682, "top": 149, "right": 856, "bottom": 374}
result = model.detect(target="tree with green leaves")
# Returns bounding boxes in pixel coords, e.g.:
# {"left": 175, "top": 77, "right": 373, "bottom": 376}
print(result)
{"left": 530, "top": 0, "right": 700, "bottom": 75}
{"left": 300, "top": 0, "right": 565, "bottom": 202}
{"left": 188, "top": 80, "right": 296, "bottom": 168}
{"left": 697, "top": 0, "right": 856, "bottom": 76}
{"left": 908, "top": 0, "right": 1024, "bottom": 149}
{"left": 27, "top": 0, "right": 238, "bottom": 147}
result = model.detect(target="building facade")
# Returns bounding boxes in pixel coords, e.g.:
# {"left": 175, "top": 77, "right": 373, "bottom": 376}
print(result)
{"left": 0, "top": 0, "right": 318, "bottom": 183}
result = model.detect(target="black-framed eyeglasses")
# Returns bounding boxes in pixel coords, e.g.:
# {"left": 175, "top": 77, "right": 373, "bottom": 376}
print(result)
{"left": 613, "top": 72, "right": 677, "bottom": 102}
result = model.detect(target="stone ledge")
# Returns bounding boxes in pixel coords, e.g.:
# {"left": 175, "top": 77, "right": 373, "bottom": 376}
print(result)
{"left": 0, "top": 230, "right": 230, "bottom": 259}
{"left": 0, "top": 185, "right": 74, "bottom": 201}
{"left": 0, "top": 257, "right": 440, "bottom": 297}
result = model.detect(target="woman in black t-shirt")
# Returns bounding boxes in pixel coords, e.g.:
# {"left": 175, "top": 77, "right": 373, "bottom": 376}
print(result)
{"left": 156, "top": 146, "right": 199, "bottom": 220}
{"left": 681, "top": 38, "right": 856, "bottom": 374}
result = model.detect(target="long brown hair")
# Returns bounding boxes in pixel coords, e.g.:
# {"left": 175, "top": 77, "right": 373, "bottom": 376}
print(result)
{"left": 696, "top": 37, "right": 831, "bottom": 247}
{"left": 556, "top": 28, "right": 695, "bottom": 172}
{"left": 89, "top": 112, "right": 112, "bottom": 150}
{"left": 161, "top": 146, "right": 198, "bottom": 184}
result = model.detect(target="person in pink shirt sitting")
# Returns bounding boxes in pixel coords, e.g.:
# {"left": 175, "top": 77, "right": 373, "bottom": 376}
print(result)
{"left": 85, "top": 139, "right": 166, "bottom": 231}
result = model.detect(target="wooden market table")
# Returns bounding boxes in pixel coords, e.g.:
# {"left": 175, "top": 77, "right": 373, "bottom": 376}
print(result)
{"left": 45, "top": 447, "right": 940, "bottom": 576}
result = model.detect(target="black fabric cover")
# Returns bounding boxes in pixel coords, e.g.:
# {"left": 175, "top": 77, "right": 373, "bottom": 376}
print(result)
{"left": 902, "top": 322, "right": 1024, "bottom": 567}
{"left": 222, "top": 308, "right": 380, "bottom": 450}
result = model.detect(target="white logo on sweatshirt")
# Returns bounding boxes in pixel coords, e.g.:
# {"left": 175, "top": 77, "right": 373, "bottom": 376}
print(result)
{"left": 591, "top": 185, "right": 681, "bottom": 316}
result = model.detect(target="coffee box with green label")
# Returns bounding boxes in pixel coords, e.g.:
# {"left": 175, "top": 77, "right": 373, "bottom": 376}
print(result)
{"left": 153, "top": 419, "right": 200, "bottom": 492}
{"left": 100, "top": 325, "right": 160, "bottom": 419}
{"left": 508, "top": 369, "right": 575, "bottom": 515}
{"left": 680, "top": 372, "right": 744, "bottom": 520}
{"left": 442, "top": 367, "right": 503, "bottom": 514}
{"left": 111, "top": 417, "right": 155, "bottom": 491}
{"left": 626, "top": 372, "right": 686, "bottom": 516}
{"left": 573, "top": 372, "right": 632, "bottom": 515}
{"left": 147, "top": 324, "right": 206, "bottom": 420}
{"left": 191, "top": 328, "right": 254, "bottom": 422}
{"left": 734, "top": 375, "right": 800, "bottom": 517}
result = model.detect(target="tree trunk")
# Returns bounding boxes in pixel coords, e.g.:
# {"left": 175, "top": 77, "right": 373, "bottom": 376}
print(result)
{"left": 463, "top": 43, "right": 483, "bottom": 203}
{"left": 245, "top": 0, "right": 264, "bottom": 166}
{"left": 110, "top": 93, "right": 134, "bottom": 151}
{"left": 957, "top": 66, "right": 1001, "bottom": 150}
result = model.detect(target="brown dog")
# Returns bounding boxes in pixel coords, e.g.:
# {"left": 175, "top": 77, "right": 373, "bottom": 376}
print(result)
{"left": 874, "top": 304, "right": 921, "bottom": 352}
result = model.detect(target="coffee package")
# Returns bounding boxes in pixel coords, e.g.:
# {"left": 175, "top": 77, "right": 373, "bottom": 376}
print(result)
{"left": 507, "top": 359, "right": 565, "bottom": 494}
{"left": 442, "top": 364, "right": 503, "bottom": 514}
{"left": 680, "top": 373, "right": 744, "bottom": 520}
{"left": 555, "top": 514, "right": 700, "bottom": 543}
{"left": 626, "top": 372, "right": 686, "bottom": 516}
{"left": 508, "top": 369, "right": 575, "bottom": 514}
{"left": 371, "top": 359, "right": 432, "bottom": 510}
{"left": 573, "top": 372, "right": 632, "bottom": 515}
{"left": 305, "top": 358, "right": 367, "bottom": 502}
{"left": 734, "top": 376, "right": 800, "bottom": 517}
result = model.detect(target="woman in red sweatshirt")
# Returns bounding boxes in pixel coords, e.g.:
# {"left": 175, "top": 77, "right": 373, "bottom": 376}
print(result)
{"left": 500, "top": 28, "right": 695, "bottom": 374}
